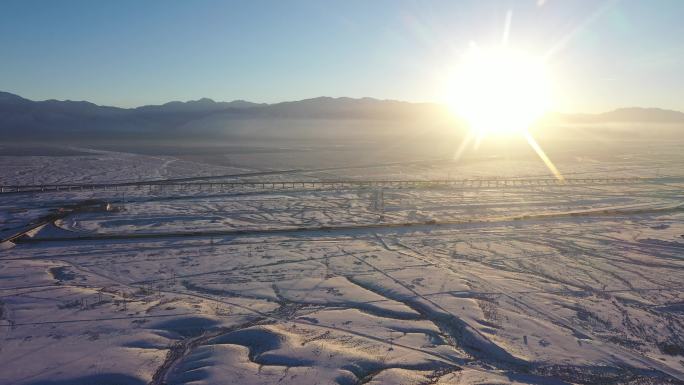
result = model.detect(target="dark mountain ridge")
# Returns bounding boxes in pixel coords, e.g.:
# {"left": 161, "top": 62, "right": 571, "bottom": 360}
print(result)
{"left": 1, "top": 91, "right": 682, "bottom": 141}
{"left": 562, "top": 107, "right": 684, "bottom": 123}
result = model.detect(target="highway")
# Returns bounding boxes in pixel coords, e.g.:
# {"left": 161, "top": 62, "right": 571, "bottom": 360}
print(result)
{"left": 11, "top": 200, "right": 683, "bottom": 245}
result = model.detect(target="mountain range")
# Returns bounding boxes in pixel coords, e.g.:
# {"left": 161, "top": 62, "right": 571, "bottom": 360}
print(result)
{"left": 1, "top": 91, "right": 683, "bottom": 141}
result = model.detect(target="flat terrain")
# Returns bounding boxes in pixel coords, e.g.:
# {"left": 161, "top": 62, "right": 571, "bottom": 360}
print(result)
{"left": 1, "top": 143, "right": 683, "bottom": 385}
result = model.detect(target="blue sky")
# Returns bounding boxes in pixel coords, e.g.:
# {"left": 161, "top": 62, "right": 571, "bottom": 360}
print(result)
{"left": 1, "top": 0, "right": 683, "bottom": 112}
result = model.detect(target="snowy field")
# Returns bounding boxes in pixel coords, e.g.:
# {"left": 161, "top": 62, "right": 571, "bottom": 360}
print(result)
{"left": 1, "top": 144, "right": 683, "bottom": 385}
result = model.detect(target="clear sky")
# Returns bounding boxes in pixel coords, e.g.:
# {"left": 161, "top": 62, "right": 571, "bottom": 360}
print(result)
{"left": 1, "top": 0, "right": 683, "bottom": 112}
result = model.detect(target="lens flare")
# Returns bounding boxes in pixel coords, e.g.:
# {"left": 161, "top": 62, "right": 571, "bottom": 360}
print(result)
{"left": 445, "top": 45, "right": 563, "bottom": 180}
{"left": 445, "top": 46, "right": 551, "bottom": 136}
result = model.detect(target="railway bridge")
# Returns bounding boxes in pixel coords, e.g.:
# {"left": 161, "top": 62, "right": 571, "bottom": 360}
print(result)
{"left": 1, "top": 176, "right": 680, "bottom": 195}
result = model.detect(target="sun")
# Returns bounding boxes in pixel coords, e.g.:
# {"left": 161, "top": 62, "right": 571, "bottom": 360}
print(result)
{"left": 444, "top": 45, "right": 564, "bottom": 181}
{"left": 445, "top": 46, "right": 551, "bottom": 136}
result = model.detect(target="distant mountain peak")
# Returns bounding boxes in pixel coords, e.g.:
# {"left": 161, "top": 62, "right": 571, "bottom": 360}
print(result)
{"left": 135, "top": 97, "right": 263, "bottom": 113}
{"left": 160, "top": 98, "right": 216, "bottom": 106}
{"left": 597, "top": 107, "right": 684, "bottom": 122}
{"left": 555, "top": 106, "right": 684, "bottom": 124}
{"left": 192, "top": 97, "right": 216, "bottom": 104}
{"left": 0, "top": 91, "right": 28, "bottom": 103}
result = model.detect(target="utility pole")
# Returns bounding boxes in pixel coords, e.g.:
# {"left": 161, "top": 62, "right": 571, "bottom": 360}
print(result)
{"left": 371, "top": 188, "right": 384, "bottom": 221}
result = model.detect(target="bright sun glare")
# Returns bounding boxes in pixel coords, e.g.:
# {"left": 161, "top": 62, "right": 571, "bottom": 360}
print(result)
{"left": 445, "top": 45, "right": 564, "bottom": 181}
{"left": 446, "top": 46, "right": 551, "bottom": 136}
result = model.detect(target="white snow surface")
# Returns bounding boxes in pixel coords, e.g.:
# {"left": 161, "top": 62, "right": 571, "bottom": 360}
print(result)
{"left": 1, "top": 145, "right": 683, "bottom": 385}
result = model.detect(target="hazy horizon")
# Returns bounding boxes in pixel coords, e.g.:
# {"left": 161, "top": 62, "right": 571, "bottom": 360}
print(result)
{"left": 4, "top": 89, "right": 684, "bottom": 115}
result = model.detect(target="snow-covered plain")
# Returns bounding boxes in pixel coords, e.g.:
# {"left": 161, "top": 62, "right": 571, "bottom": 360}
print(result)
{"left": 1, "top": 144, "right": 683, "bottom": 385}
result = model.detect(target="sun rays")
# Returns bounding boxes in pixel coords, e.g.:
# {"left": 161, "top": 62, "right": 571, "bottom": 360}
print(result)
{"left": 445, "top": 10, "right": 564, "bottom": 181}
